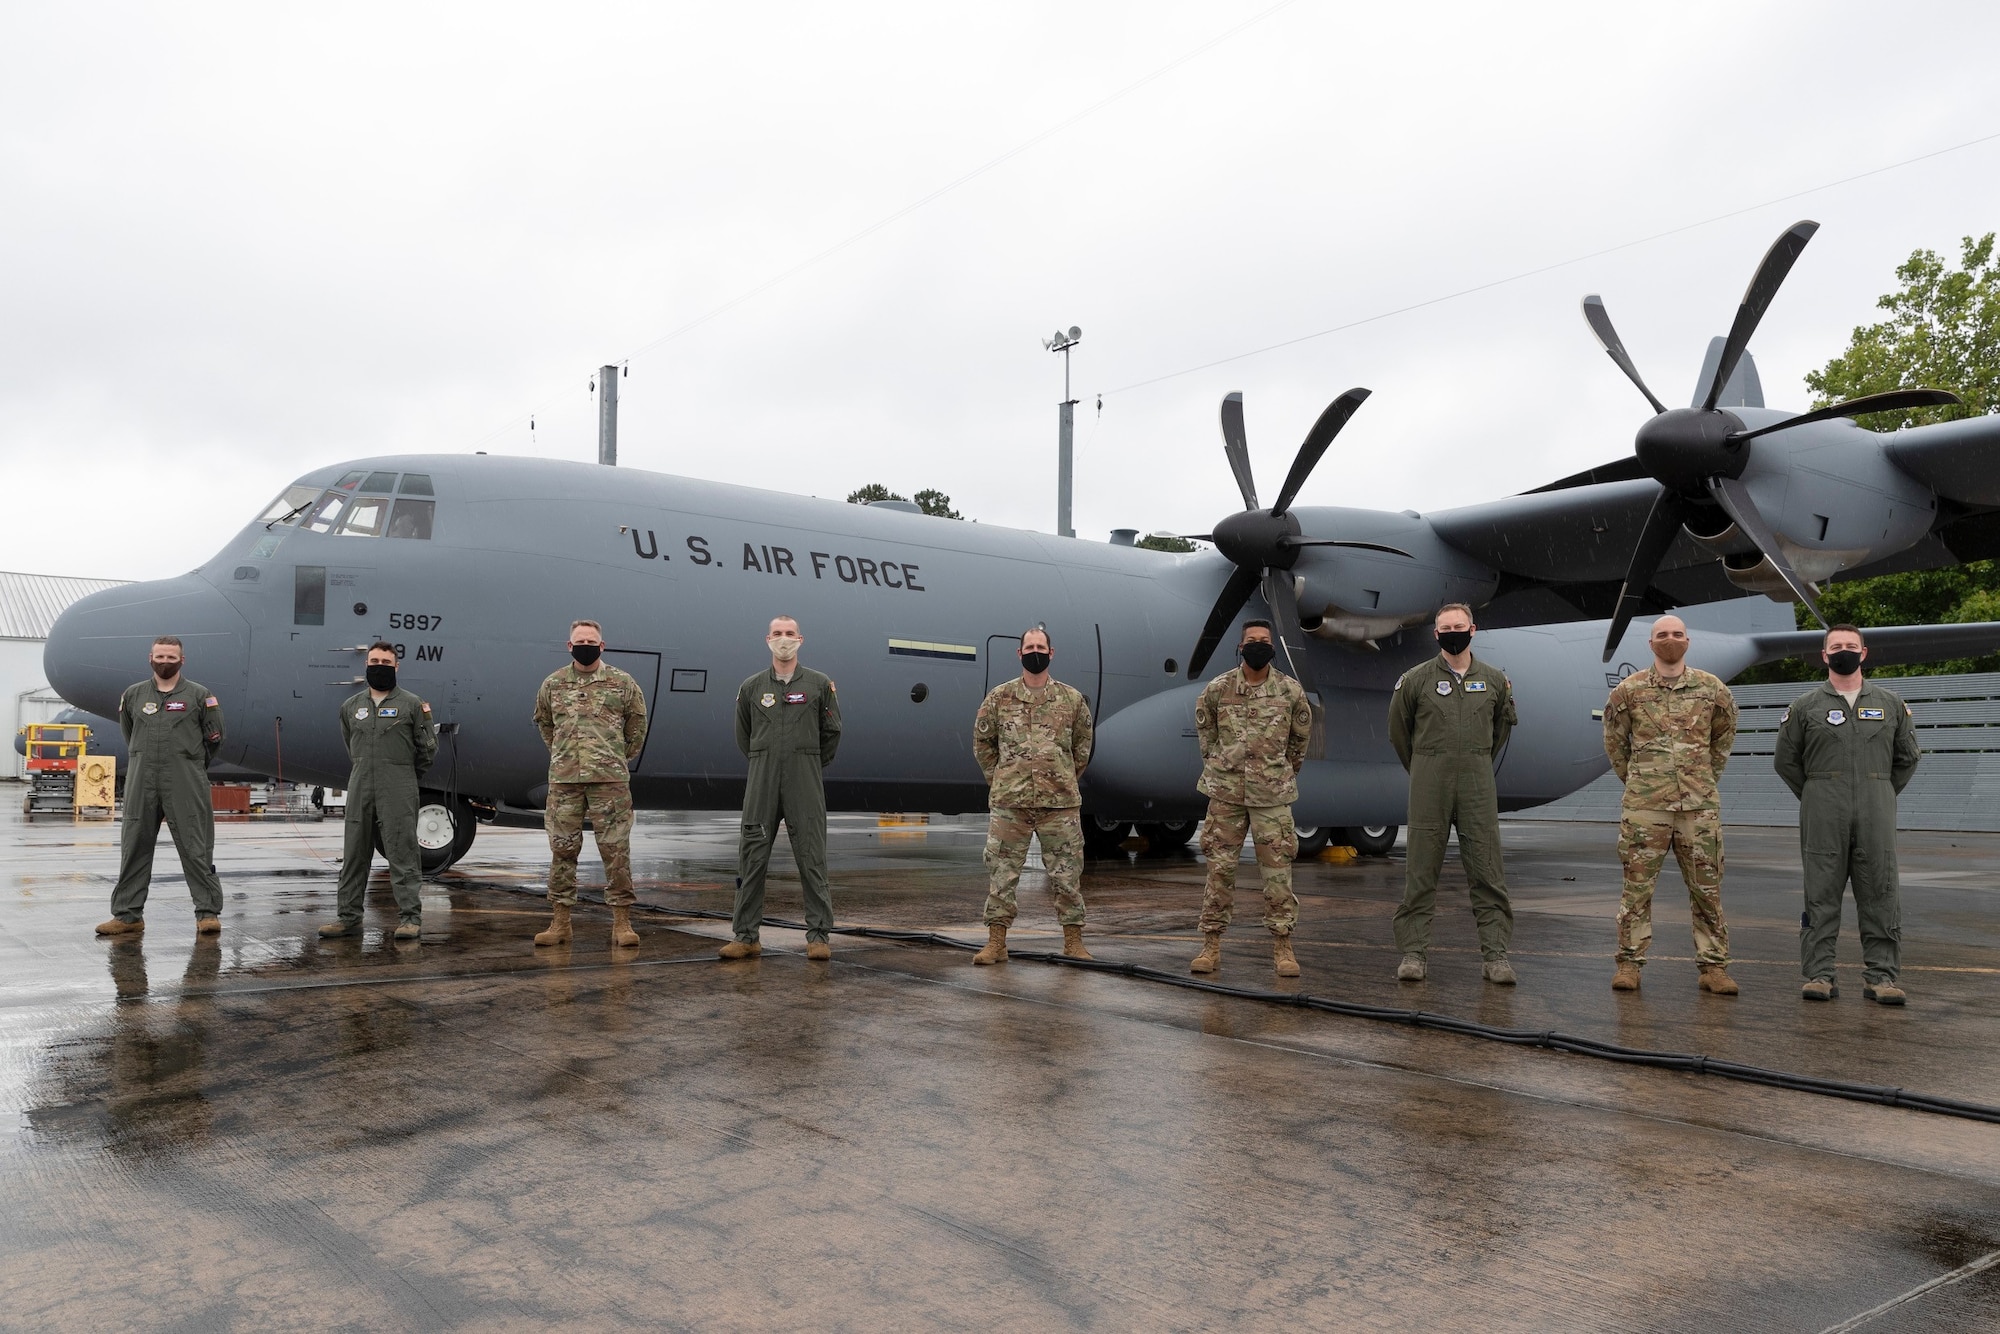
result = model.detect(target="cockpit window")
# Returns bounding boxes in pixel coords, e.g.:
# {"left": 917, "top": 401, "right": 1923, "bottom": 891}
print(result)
{"left": 398, "top": 473, "right": 434, "bottom": 496}
{"left": 337, "top": 496, "right": 390, "bottom": 537}
{"left": 386, "top": 499, "right": 434, "bottom": 539}
{"left": 331, "top": 470, "right": 368, "bottom": 492}
{"left": 259, "top": 484, "right": 321, "bottom": 526}
{"left": 360, "top": 470, "right": 399, "bottom": 493}
{"left": 303, "top": 491, "right": 350, "bottom": 533}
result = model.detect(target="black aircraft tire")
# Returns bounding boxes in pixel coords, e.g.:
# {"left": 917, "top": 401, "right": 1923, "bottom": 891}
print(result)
{"left": 417, "top": 794, "right": 479, "bottom": 875}
{"left": 1343, "top": 824, "right": 1399, "bottom": 857}
{"left": 1134, "top": 819, "right": 1197, "bottom": 856}
{"left": 1081, "top": 814, "right": 1131, "bottom": 859}
{"left": 1294, "top": 823, "right": 1334, "bottom": 858}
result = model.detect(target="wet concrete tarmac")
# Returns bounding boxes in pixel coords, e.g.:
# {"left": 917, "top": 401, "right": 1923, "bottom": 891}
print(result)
{"left": 4, "top": 803, "right": 1999, "bottom": 1331}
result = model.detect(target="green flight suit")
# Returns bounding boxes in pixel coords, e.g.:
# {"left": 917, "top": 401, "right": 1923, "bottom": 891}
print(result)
{"left": 110, "top": 677, "right": 226, "bottom": 923}
{"left": 733, "top": 665, "right": 842, "bottom": 944}
{"left": 1773, "top": 681, "right": 1921, "bottom": 986}
{"left": 1388, "top": 653, "right": 1517, "bottom": 961}
{"left": 333, "top": 685, "right": 438, "bottom": 927}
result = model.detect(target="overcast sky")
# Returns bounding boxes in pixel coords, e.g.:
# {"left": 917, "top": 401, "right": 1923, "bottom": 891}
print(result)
{"left": 4, "top": 1, "right": 1999, "bottom": 582}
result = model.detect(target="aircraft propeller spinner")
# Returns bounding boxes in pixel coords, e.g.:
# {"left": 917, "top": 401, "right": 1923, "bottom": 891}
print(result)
{"left": 1177, "top": 388, "right": 1414, "bottom": 683}
{"left": 1586, "top": 218, "right": 1961, "bottom": 662}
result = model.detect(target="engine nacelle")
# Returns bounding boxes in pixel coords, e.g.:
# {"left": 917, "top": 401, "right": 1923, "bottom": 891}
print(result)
{"left": 1284, "top": 507, "right": 1499, "bottom": 644}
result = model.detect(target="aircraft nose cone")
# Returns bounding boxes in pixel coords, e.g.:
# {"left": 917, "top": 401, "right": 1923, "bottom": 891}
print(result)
{"left": 44, "top": 574, "right": 251, "bottom": 725}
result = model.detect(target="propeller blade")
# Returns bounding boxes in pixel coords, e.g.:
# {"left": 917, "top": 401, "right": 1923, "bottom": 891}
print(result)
{"left": 1707, "top": 474, "right": 1826, "bottom": 627}
{"left": 1187, "top": 563, "right": 1264, "bottom": 679}
{"left": 1278, "top": 537, "right": 1416, "bottom": 558}
{"left": 1262, "top": 569, "right": 1326, "bottom": 759}
{"left": 1602, "top": 488, "right": 1691, "bottom": 662}
{"left": 1701, "top": 220, "right": 1819, "bottom": 412}
{"left": 1727, "top": 388, "right": 1963, "bottom": 442}
{"left": 1581, "top": 296, "right": 1667, "bottom": 416}
{"left": 1220, "top": 393, "right": 1258, "bottom": 511}
{"left": 1271, "top": 388, "right": 1371, "bottom": 517}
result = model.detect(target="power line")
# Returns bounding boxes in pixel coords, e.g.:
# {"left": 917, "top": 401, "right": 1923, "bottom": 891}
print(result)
{"left": 464, "top": 0, "right": 1307, "bottom": 451}
{"left": 1100, "top": 128, "right": 2000, "bottom": 397}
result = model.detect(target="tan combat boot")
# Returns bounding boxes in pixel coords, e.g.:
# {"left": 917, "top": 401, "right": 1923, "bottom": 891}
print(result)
{"left": 1801, "top": 977, "right": 1837, "bottom": 1001}
{"left": 1190, "top": 930, "right": 1222, "bottom": 974}
{"left": 1272, "top": 934, "right": 1300, "bottom": 978}
{"left": 533, "top": 903, "right": 572, "bottom": 947}
{"left": 196, "top": 916, "right": 222, "bottom": 936}
{"left": 718, "top": 939, "right": 762, "bottom": 960}
{"left": 95, "top": 918, "right": 144, "bottom": 937}
{"left": 1698, "top": 965, "right": 1738, "bottom": 996}
{"left": 1062, "top": 924, "right": 1094, "bottom": 961}
{"left": 1396, "top": 954, "right": 1426, "bottom": 981}
{"left": 610, "top": 906, "right": 638, "bottom": 949}
{"left": 805, "top": 941, "right": 832, "bottom": 961}
{"left": 973, "top": 925, "right": 1009, "bottom": 965}
{"left": 393, "top": 920, "right": 421, "bottom": 941}
{"left": 1612, "top": 962, "right": 1641, "bottom": 991}
{"left": 1863, "top": 979, "right": 1906, "bottom": 1005}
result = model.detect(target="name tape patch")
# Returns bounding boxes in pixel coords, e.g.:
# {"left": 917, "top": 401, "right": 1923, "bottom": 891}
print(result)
{"left": 785, "top": 692, "right": 807, "bottom": 704}
{"left": 1859, "top": 707, "right": 1885, "bottom": 720}
{"left": 1466, "top": 680, "right": 1489, "bottom": 692}
{"left": 164, "top": 701, "right": 186, "bottom": 712}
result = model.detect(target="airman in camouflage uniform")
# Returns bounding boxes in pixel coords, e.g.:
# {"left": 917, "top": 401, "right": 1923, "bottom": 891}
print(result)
{"left": 530, "top": 619, "right": 649, "bottom": 949}
{"left": 1192, "top": 621, "right": 1315, "bottom": 978}
{"left": 971, "top": 626, "right": 1095, "bottom": 964}
{"left": 1601, "top": 616, "right": 1740, "bottom": 995}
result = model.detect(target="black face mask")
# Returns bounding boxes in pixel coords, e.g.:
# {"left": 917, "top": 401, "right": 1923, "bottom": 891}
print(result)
{"left": 1827, "top": 649, "right": 1864, "bottom": 676}
{"left": 1020, "top": 650, "right": 1052, "bottom": 675}
{"left": 151, "top": 659, "right": 179, "bottom": 680}
{"left": 1240, "top": 641, "right": 1276, "bottom": 670}
{"left": 571, "top": 643, "right": 602, "bottom": 666}
{"left": 366, "top": 664, "right": 397, "bottom": 691}
{"left": 1437, "top": 630, "right": 1473, "bottom": 656}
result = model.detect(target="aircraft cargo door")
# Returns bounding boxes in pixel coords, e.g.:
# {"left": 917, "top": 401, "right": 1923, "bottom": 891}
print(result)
{"left": 603, "top": 649, "right": 662, "bottom": 771}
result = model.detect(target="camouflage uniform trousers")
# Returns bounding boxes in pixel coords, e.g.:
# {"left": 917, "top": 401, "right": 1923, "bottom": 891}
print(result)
{"left": 982, "top": 807, "right": 1086, "bottom": 927}
{"left": 545, "top": 780, "right": 636, "bottom": 908}
{"left": 1199, "top": 801, "right": 1298, "bottom": 934}
{"left": 1615, "top": 806, "right": 1729, "bottom": 967}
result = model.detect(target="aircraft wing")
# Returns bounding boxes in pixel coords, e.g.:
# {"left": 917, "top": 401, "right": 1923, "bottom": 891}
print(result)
{"left": 1745, "top": 620, "right": 2000, "bottom": 670}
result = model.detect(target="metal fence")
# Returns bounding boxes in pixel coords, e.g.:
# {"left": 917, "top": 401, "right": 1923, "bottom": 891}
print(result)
{"left": 1517, "top": 671, "right": 2000, "bottom": 832}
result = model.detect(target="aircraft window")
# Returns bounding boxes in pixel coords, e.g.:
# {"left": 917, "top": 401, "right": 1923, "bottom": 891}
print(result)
{"left": 398, "top": 473, "right": 434, "bottom": 496}
{"left": 295, "top": 566, "right": 326, "bottom": 626}
{"left": 360, "top": 470, "right": 399, "bottom": 493}
{"left": 303, "top": 491, "right": 350, "bottom": 533}
{"left": 331, "top": 470, "right": 368, "bottom": 491}
{"left": 386, "top": 499, "right": 434, "bottom": 540}
{"left": 258, "top": 484, "right": 321, "bottom": 526}
{"left": 337, "top": 496, "right": 390, "bottom": 537}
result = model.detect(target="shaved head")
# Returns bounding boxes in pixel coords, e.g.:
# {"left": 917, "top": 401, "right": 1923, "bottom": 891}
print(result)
{"left": 1649, "top": 616, "right": 1687, "bottom": 640}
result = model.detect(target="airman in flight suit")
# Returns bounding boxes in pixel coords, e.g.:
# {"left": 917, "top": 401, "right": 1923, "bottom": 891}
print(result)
{"left": 320, "top": 641, "right": 437, "bottom": 940}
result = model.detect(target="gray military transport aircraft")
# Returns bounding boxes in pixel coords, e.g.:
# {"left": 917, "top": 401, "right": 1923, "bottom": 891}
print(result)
{"left": 42, "top": 221, "right": 2000, "bottom": 871}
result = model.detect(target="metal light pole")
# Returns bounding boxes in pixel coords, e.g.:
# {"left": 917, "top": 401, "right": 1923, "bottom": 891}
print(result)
{"left": 597, "top": 364, "right": 619, "bottom": 466}
{"left": 1044, "top": 327, "right": 1082, "bottom": 537}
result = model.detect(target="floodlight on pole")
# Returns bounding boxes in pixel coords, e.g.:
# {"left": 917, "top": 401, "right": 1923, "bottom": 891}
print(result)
{"left": 1046, "top": 326, "right": 1082, "bottom": 538}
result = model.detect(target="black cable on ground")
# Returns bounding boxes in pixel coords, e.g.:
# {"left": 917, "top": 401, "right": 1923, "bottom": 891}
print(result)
{"left": 540, "top": 891, "right": 2000, "bottom": 1126}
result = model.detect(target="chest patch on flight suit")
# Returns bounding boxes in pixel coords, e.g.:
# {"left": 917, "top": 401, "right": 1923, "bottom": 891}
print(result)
{"left": 760, "top": 692, "right": 775, "bottom": 707}
{"left": 785, "top": 692, "right": 807, "bottom": 705}
{"left": 1859, "top": 708, "right": 1885, "bottom": 720}
{"left": 1827, "top": 709, "right": 1846, "bottom": 725}
{"left": 141, "top": 702, "right": 159, "bottom": 715}
{"left": 1465, "top": 680, "right": 1488, "bottom": 692}
{"left": 354, "top": 707, "right": 370, "bottom": 720}
{"left": 378, "top": 707, "right": 398, "bottom": 717}
{"left": 1434, "top": 680, "right": 1453, "bottom": 696}
{"left": 165, "top": 701, "right": 186, "bottom": 712}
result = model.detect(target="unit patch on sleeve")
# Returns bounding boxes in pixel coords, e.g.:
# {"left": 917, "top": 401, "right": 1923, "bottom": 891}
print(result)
{"left": 204, "top": 696, "right": 219, "bottom": 707}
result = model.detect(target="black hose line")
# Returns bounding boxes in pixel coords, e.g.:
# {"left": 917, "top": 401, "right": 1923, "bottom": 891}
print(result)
{"left": 544, "top": 892, "right": 2000, "bottom": 1126}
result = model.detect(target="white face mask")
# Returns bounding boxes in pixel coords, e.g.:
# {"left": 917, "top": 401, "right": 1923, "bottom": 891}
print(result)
{"left": 768, "top": 637, "right": 800, "bottom": 662}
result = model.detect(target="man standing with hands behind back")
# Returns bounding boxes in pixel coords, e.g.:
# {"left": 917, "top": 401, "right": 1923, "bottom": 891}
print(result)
{"left": 319, "top": 641, "right": 437, "bottom": 940}
{"left": 1388, "top": 603, "right": 1518, "bottom": 984}
{"left": 725, "top": 616, "right": 843, "bottom": 962}
{"left": 531, "top": 619, "right": 649, "bottom": 949}
{"left": 1601, "top": 615, "right": 1739, "bottom": 995}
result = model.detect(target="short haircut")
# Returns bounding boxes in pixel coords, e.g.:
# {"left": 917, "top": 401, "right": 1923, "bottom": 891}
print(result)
{"left": 569, "top": 619, "right": 603, "bottom": 636}
{"left": 366, "top": 640, "right": 398, "bottom": 657}
{"left": 1021, "top": 623, "right": 1052, "bottom": 650}
{"left": 1825, "top": 622, "right": 1865, "bottom": 645}
{"left": 769, "top": 615, "right": 801, "bottom": 632}
{"left": 151, "top": 635, "right": 183, "bottom": 651}
{"left": 1241, "top": 619, "right": 1273, "bottom": 634}
{"left": 1435, "top": 602, "right": 1474, "bottom": 624}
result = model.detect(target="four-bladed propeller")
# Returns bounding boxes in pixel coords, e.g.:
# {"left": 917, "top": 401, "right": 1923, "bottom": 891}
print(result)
{"left": 1586, "top": 219, "right": 1961, "bottom": 661}
{"left": 1181, "top": 389, "right": 1415, "bottom": 682}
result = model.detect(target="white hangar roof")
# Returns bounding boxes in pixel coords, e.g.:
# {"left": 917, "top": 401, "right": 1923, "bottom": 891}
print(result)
{"left": 0, "top": 570, "right": 131, "bottom": 641}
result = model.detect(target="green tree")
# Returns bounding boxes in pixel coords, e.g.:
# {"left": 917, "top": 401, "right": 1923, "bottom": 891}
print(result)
{"left": 1136, "top": 533, "right": 1196, "bottom": 553}
{"left": 912, "top": 488, "right": 963, "bottom": 519}
{"left": 846, "top": 483, "right": 904, "bottom": 505}
{"left": 1734, "top": 233, "right": 2000, "bottom": 684}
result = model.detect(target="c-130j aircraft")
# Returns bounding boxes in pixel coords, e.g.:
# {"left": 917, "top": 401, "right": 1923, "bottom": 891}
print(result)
{"left": 43, "top": 222, "right": 2000, "bottom": 872}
